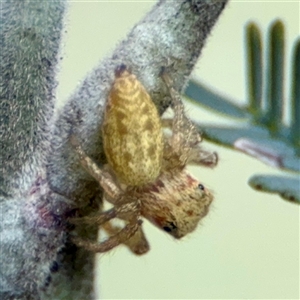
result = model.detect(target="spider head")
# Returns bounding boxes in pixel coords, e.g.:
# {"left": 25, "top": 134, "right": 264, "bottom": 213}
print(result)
{"left": 140, "top": 169, "right": 213, "bottom": 239}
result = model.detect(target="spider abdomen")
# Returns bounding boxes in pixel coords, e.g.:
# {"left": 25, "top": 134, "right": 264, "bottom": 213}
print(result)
{"left": 102, "top": 66, "right": 163, "bottom": 186}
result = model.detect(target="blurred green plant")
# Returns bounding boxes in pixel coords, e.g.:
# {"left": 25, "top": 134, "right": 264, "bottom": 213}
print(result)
{"left": 184, "top": 20, "right": 300, "bottom": 204}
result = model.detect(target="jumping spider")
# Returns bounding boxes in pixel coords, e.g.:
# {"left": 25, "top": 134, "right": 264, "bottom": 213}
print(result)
{"left": 70, "top": 65, "right": 218, "bottom": 255}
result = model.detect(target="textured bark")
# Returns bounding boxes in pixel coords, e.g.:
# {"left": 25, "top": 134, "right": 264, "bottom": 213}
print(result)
{"left": 0, "top": 1, "right": 67, "bottom": 299}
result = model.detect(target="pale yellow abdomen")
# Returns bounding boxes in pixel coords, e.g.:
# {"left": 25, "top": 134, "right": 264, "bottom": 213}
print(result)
{"left": 102, "top": 67, "right": 163, "bottom": 186}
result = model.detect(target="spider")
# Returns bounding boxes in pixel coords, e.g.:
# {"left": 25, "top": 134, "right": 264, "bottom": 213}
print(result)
{"left": 70, "top": 65, "right": 218, "bottom": 255}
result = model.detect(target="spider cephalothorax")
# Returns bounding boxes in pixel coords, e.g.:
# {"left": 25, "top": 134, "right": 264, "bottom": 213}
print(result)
{"left": 139, "top": 168, "right": 213, "bottom": 239}
{"left": 70, "top": 65, "right": 217, "bottom": 255}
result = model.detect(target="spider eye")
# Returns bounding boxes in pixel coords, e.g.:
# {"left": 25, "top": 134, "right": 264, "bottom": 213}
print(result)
{"left": 162, "top": 222, "right": 177, "bottom": 233}
{"left": 198, "top": 183, "right": 205, "bottom": 191}
{"left": 163, "top": 226, "right": 172, "bottom": 232}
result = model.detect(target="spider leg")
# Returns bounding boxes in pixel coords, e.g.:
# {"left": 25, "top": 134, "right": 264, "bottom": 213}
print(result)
{"left": 70, "top": 207, "right": 116, "bottom": 226}
{"left": 187, "top": 147, "right": 218, "bottom": 168}
{"left": 102, "top": 222, "right": 149, "bottom": 255}
{"left": 161, "top": 118, "right": 173, "bottom": 128}
{"left": 72, "top": 220, "right": 142, "bottom": 253}
{"left": 161, "top": 71, "right": 201, "bottom": 163}
{"left": 71, "top": 194, "right": 140, "bottom": 225}
{"left": 71, "top": 194, "right": 143, "bottom": 252}
{"left": 161, "top": 71, "right": 219, "bottom": 168}
{"left": 70, "top": 135, "right": 121, "bottom": 199}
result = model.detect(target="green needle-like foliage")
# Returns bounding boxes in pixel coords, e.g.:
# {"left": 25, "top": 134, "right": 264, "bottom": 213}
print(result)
{"left": 247, "top": 22, "right": 263, "bottom": 120}
{"left": 265, "top": 21, "right": 285, "bottom": 134}
{"left": 291, "top": 39, "right": 300, "bottom": 150}
{"left": 185, "top": 20, "right": 300, "bottom": 203}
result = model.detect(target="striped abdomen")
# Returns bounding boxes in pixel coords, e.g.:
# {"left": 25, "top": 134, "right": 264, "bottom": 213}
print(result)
{"left": 102, "top": 66, "right": 163, "bottom": 186}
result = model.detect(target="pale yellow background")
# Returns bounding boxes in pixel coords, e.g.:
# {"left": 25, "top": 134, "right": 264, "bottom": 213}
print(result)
{"left": 56, "top": 1, "right": 300, "bottom": 299}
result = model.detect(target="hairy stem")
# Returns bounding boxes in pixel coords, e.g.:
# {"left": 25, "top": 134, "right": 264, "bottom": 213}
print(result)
{"left": 0, "top": 0, "right": 66, "bottom": 196}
